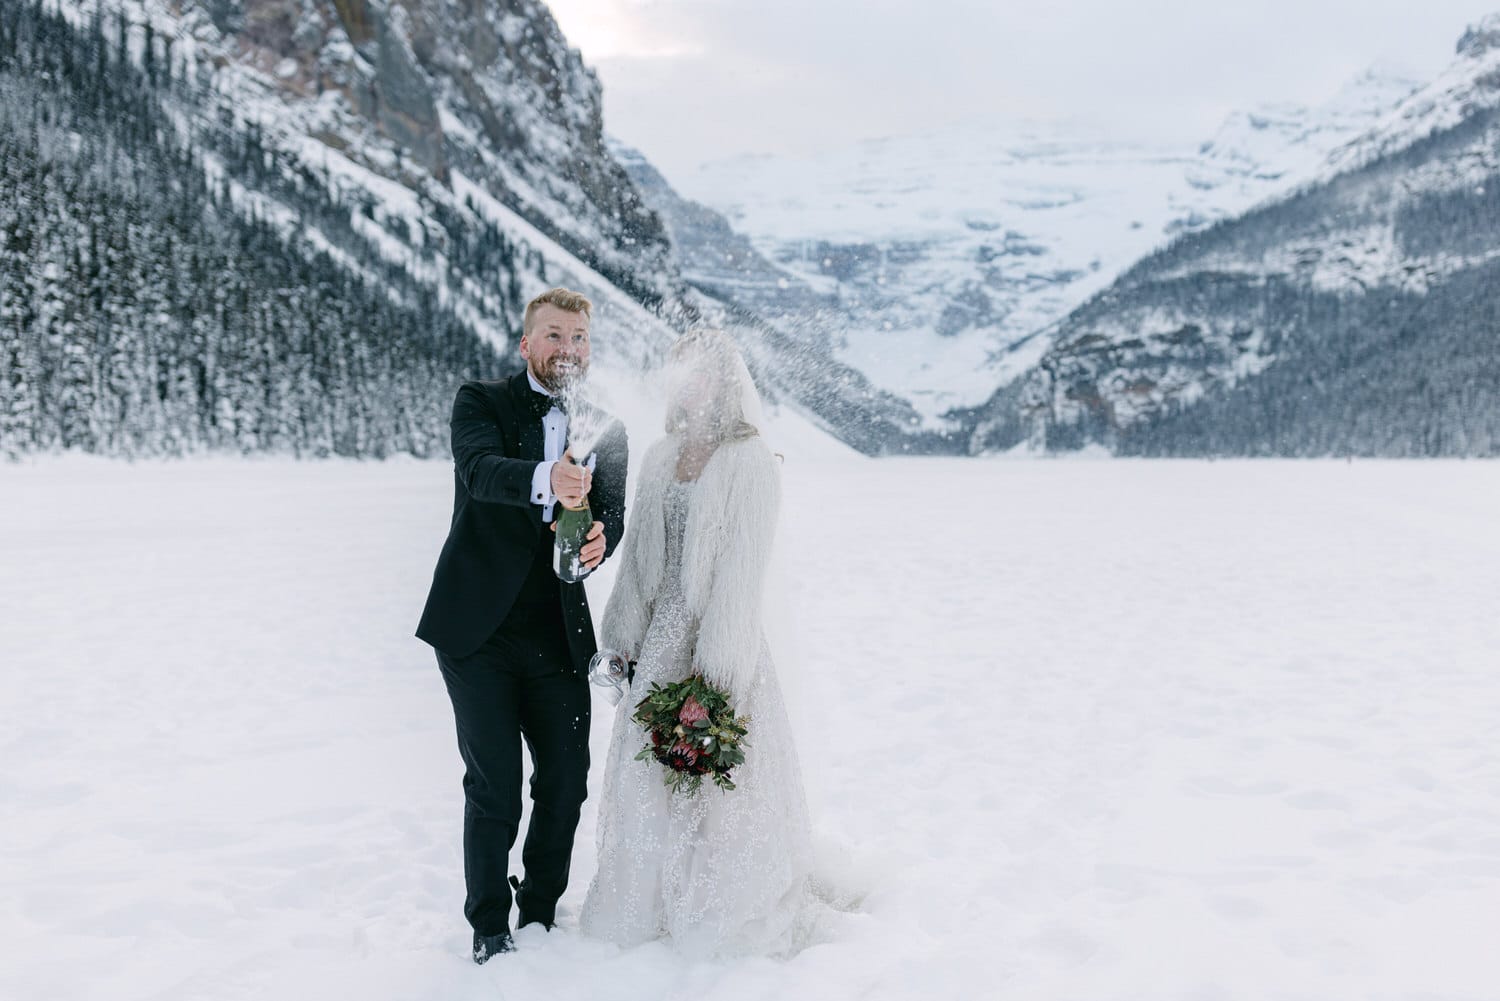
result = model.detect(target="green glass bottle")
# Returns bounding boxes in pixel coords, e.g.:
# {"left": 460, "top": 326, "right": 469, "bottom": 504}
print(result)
{"left": 553, "top": 451, "right": 596, "bottom": 583}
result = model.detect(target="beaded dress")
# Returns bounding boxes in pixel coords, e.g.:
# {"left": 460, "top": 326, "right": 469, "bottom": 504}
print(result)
{"left": 580, "top": 479, "right": 815, "bottom": 956}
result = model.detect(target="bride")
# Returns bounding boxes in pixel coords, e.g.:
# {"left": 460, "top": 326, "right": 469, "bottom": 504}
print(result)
{"left": 579, "top": 328, "right": 816, "bottom": 956}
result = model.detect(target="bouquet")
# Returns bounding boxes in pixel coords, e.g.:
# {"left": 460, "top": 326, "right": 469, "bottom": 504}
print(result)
{"left": 632, "top": 675, "right": 750, "bottom": 794}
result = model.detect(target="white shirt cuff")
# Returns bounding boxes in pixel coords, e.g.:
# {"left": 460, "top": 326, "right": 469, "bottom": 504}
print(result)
{"left": 531, "top": 461, "right": 557, "bottom": 507}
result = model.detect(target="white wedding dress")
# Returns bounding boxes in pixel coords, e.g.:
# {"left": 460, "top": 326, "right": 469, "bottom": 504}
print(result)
{"left": 580, "top": 473, "right": 818, "bottom": 957}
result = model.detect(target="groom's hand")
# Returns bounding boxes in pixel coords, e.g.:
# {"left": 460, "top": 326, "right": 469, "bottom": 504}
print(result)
{"left": 550, "top": 448, "right": 593, "bottom": 508}
{"left": 580, "top": 521, "right": 606, "bottom": 569}
{"left": 547, "top": 521, "right": 605, "bottom": 569}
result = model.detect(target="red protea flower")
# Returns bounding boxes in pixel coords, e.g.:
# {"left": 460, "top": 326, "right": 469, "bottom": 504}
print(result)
{"left": 666, "top": 741, "right": 699, "bottom": 770}
{"left": 651, "top": 729, "right": 666, "bottom": 748}
{"left": 678, "top": 696, "right": 709, "bottom": 727}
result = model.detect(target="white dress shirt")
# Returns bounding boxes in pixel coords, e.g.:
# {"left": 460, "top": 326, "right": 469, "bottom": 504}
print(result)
{"left": 527, "top": 370, "right": 567, "bottom": 521}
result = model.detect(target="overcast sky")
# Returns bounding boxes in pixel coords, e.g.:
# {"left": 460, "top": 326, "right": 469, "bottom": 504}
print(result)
{"left": 544, "top": 0, "right": 1500, "bottom": 183}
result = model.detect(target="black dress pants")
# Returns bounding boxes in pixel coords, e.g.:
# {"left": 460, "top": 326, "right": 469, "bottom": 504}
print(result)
{"left": 435, "top": 603, "right": 591, "bottom": 936}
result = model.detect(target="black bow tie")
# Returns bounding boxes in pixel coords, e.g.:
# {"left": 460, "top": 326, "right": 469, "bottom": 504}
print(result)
{"left": 524, "top": 386, "right": 562, "bottom": 419}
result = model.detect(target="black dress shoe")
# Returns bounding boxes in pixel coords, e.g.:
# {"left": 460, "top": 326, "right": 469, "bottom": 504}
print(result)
{"left": 472, "top": 929, "right": 515, "bottom": 964}
{"left": 510, "top": 875, "right": 555, "bottom": 931}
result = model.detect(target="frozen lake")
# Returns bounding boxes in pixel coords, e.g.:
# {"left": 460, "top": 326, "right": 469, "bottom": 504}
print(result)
{"left": 3, "top": 453, "right": 1498, "bottom": 1000}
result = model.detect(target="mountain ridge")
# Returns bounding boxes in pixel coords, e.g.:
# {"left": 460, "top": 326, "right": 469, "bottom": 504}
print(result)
{"left": 961, "top": 17, "right": 1500, "bottom": 457}
{"left": 668, "top": 62, "right": 1424, "bottom": 424}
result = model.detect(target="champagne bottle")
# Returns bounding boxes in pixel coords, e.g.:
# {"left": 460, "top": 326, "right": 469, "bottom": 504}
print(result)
{"left": 553, "top": 452, "right": 596, "bottom": 583}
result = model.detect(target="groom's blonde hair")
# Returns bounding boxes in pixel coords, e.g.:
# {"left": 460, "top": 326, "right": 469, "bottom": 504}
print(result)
{"left": 523, "top": 287, "right": 593, "bottom": 336}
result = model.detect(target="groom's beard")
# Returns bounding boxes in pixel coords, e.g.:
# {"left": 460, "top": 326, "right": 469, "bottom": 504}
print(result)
{"left": 531, "top": 356, "right": 588, "bottom": 395}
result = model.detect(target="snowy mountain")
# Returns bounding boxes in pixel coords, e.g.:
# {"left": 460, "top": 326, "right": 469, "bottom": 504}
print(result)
{"left": 967, "top": 16, "right": 1500, "bottom": 457}
{"left": 0, "top": 0, "right": 945, "bottom": 458}
{"left": 124, "top": 0, "right": 687, "bottom": 353}
{"left": 0, "top": 0, "right": 716, "bottom": 459}
{"left": 1317, "top": 16, "right": 1500, "bottom": 183}
{"left": 672, "top": 65, "right": 1423, "bottom": 426}
{"left": 168, "top": 0, "right": 679, "bottom": 318}
{"left": 0, "top": 0, "right": 514, "bottom": 459}
{"left": 608, "top": 140, "right": 944, "bottom": 454}
{"left": 1180, "top": 62, "right": 1427, "bottom": 223}
{"left": 5, "top": 0, "right": 1489, "bottom": 459}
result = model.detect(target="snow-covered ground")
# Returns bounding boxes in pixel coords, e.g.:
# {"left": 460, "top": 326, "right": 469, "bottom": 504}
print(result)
{"left": 4, "top": 451, "right": 1499, "bottom": 1000}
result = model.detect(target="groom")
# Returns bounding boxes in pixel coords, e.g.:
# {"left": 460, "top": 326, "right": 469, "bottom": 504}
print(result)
{"left": 416, "top": 287, "right": 628, "bottom": 962}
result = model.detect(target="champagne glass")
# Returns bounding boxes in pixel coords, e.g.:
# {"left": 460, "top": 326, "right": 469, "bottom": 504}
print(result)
{"left": 587, "top": 649, "right": 631, "bottom": 705}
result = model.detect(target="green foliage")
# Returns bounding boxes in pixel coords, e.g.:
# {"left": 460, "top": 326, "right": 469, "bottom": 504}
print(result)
{"left": 631, "top": 674, "right": 752, "bottom": 796}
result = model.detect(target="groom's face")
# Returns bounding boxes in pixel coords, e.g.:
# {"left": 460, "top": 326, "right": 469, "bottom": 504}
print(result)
{"left": 521, "top": 304, "right": 591, "bottom": 393}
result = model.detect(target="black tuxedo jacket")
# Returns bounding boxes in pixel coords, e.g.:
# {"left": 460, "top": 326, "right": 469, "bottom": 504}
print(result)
{"left": 415, "top": 371, "right": 629, "bottom": 668}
